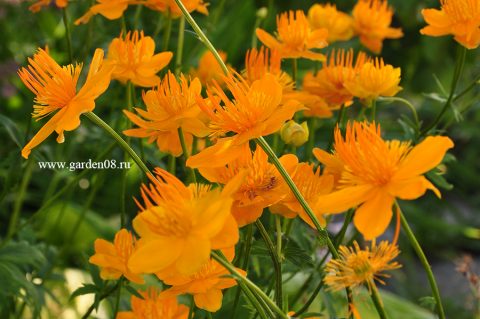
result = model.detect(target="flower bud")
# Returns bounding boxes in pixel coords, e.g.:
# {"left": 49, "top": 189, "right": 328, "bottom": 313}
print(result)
{"left": 280, "top": 120, "right": 309, "bottom": 147}
{"left": 257, "top": 7, "right": 268, "bottom": 19}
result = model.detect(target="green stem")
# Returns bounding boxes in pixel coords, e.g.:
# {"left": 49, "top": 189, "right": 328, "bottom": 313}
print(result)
{"left": 240, "top": 282, "right": 270, "bottom": 319}
{"left": 84, "top": 112, "right": 151, "bottom": 178}
{"left": 255, "top": 220, "right": 283, "bottom": 310}
{"left": 173, "top": 0, "right": 228, "bottom": 75}
{"left": 113, "top": 278, "right": 124, "bottom": 317}
{"left": 121, "top": 15, "right": 127, "bottom": 35}
{"left": 81, "top": 281, "right": 121, "bottom": 319}
{"left": 371, "top": 99, "right": 377, "bottom": 122}
{"left": 421, "top": 46, "right": 467, "bottom": 136}
{"left": 62, "top": 8, "right": 73, "bottom": 63}
{"left": 163, "top": 10, "right": 172, "bottom": 51}
{"left": 397, "top": 202, "right": 446, "bottom": 319}
{"left": 211, "top": 251, "right": 288, "bottom": 319}
{"left": 291, "top": 58, "right": 298, "bottom": 85}
{"left": 453, "top": 73, "right": 480, "bottom": 102}
{"left": 168, "top": 155, "right": 176, "bottom": 174}
{"left": 377, "top": 97, "right": 420, "bottom": 134}
{"left": 6, "top": 158, "right": 33, "bottom": 238}
{"left": 293, "top": 275, "right": 324, "bottom": 317}
{"left": 306, "top": 118, "right": 316, "bottom": 161}
{"left": 188, "top": 296, "right": 195, "bottom": 319}
{"left": 175, "top": 16, "right": 186, "bottom": 76}
{"left": 121, "top": 82, "right": 134, "bottom": 228}
{"left": 327, "top": 104, "right": 345, "bottom": 150}
{"left": 369, "top": 281, "right": 388, "bottom": 319}
{"left": 334, "top": 209, "right": 354, "bottom": 248}
{"left": 255, "top": 137, "right": 338, "bottom": 258}
{"left": 178, "top": 127, "right": 197, "bottom": 183}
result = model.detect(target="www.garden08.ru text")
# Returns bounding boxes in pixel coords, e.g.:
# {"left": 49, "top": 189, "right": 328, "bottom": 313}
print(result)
{"left": 38, "top": 159, "right": 132, "bottom": 171}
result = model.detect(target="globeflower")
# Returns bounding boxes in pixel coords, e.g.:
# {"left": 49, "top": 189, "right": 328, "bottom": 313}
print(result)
{"left": 256, "top": 10, "right": 329, "bottom": 60}
{"left": 158, "top": 249, "right": 245, "bottom": 312}
{"left": 324, "top": 241, "right": 401, "bottom": 291}
{"left": 117, "top": 287, "right": 189, "bottom": 319}
{"left": 18, "top": 48, "right": 113, "bottom": 159}
{"left": 303, "top": 49, "right": 370, "bottom": 109}
{"left": 29, "top": 0, "right": 67, "bottom": 12}
{"left": 123, "top": 71, "right": 209, "bottom": 156}
{"left": 128, "top": 168, "right": 240, "bottom": 275}
{"left": 308, "top": 3, "right": 354, "bottom": 43}
{"left": 75, "top": 0, "right": 141, "bottom": 25}
{"left": 314, "top": 121, "right": 454, "bottom": 239}
{"left": 190, "top": 50, "right": 228, "bottom": 86}
{"left": 352, "top": 0, "right": 403, "bottom": 53}
{"left": 89, "top": 229, "right": 144, "bottom": 284}
{"left": 420, "top": 0, "right": 480, "bottom": 49}
{"left": 197, "top": 147, "right": 297, "bottom": 226}
{"left": 106, "top": 31, "right": 173, "bottom": 87}
{"left": 186, "top": 73, "right": 303, "bottom": 168}
{"left": 344, "top": 57, "right": 401, "bottom": 102}
{"left": 143, "top": 0, "right": 208, "bottom": 18}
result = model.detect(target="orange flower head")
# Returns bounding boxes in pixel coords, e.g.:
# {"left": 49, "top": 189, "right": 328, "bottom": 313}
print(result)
{"left": 18, "top": 48, "right": 113, "bottom": 159}
{"left": 29, "top": 0, "right": 67, "bottom": 12}
{"left": 303, "top": 49, "right": 371, "bottom": 109}
{"left": 256, "top": 10, "right": 329, "bottom": 60}
{"left": 308, "top": 3, "right": 354, "bottom": 42}
{"left": 106, "top": 31, "right": 173, "bottom": 87}
{"left": 123, "top": 71, "right": 209, "bottom": 156}
{"left": 324, "top": 241, "right": 401, "bottom": 291}
{"left": 420, "top": 0, "right": 480, "bottom": 49}
{"left": 198, "top": 146, "right": 297, "bottom": 226}
{"left": 128, "top": 168, "right": 240, "bottom": 276}
{"left": 271, "top": 162, "right": 333, "bottom": 226}
{"left": 343, "top": 57, "right": 401, "bottom": 101}
{"left": 90, "top": 229, "right": 144, "bottom": 284}
{"left": 352, "top": 0, "right": 403, "bottom": 53}
{"left": 158, "top": 249, "right": 245, "bottom": 312}
{"left": 75, "top": 0, "right": 141, "bottom": 25}
{"left": 117, "top": 287, "right": 189, "bottom": 319}
{"left": 190, "top": 50, "right": 228, "bottom": 86}
{"left": 144, "top": 0, "right": 209, "bottom": 18}
{"left": 313, "top": 121, "right": 454, "bottom": 239}
{"left": 186, "top": 73, "right": 303, "bottom": 168}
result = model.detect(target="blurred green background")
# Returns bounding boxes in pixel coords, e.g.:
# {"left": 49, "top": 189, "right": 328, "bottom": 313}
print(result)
{"left": 0, "top": 0, "right": 479, "bottom": 318}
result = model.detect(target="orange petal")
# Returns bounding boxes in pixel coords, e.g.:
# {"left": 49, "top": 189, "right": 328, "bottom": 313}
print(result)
{"left": 353, "top": 189, "right": 394, "bottom": 240}
{"left": 394, "top": 136, "right": 453, "bottom": 179}
{"left": 174, "top": 236, "right": 210, "bottom": 275}
{"left": 194, "top": 289, "right": 223, "bottom": 312}
{"left": 388, "top": 176, "right": 440, "bottom": 200}
{"left": 128, "top": 238, "right": 183, "bottom": 273}
{"left": 210, "top": 214, "right": 239, "bottom": 249}
{"left": 316, "top": 184, "right": 374, "bottom": 214}
{"left": 256, "top": 29, "right": 282, "bottom": 50}
{"left": 187, "top": 138, "right": 246, "bottom": 168}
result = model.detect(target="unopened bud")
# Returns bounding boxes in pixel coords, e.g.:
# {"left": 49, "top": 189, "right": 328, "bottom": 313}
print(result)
{"left": 257, "top": 7, "right": 268, "bottom": 19}
{"left": 280, "top": 120, "right": 309, "bottom": 147}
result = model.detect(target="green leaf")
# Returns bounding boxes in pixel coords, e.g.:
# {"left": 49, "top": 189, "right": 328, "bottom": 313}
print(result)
{"left": 283, "top": 238, "right": 314, "bottom": 268}
{"left": 0, "top": 114, "right": 22, "bottom": 148}
{"left": 70, "top": 284, "right": 99, "bottom": 300}
{"left": 125, "top": 285, "right": 145, "bottom": 300}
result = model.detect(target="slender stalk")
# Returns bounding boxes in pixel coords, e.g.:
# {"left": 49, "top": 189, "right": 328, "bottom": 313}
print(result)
{"left": 178, "top": 127, "right": 197, "bottom": 183}
{"left": 240, "top": 282, "right": 270, "bottom": 319}
{"left": 291, "top": 58, "right": 298, "bottom": 85}
{"left": 188, "top": 296, "right": 195, "bottom": 319}
{"left": 211, "top": 251, "right": 288, "bottom": 319}
{"left": 377, "top": 96, "right": 420, "bottom": 133}
{"left": 62, "top": 8, "right": 73, "bottom": 63}
{"left": 371, "top": 99, "right": 377, "bottom": 122}
{"left": 335, "top": 209, "right": 354, "bottom": 248}
{"left": 206, "top": 312, "right": 213, "bottom": 319}
{"left": 175, "top": 16, "right": 186, "bottom": 75}
{"left": 255, "top": 137, "right": 338, "bottom": 258}
{"left": 293, "top": 275, "right": 324, "bottom": 316}
{"left": 163, "top": 10, "right": 172, "bottom": 51}
{"left": 397, "top": 202, "right": 446, "bottom": 319}
{"left": 81, "top": 281, "right": 121, "bottom": 319}
{"left": 453, "top": 73, "right": 480, "bottom": 102}
{"left": 113, "top": 278, "right": 124, "bottom": 317}
{"left": 327, "top": 104, "right": 345, "bottom": 150}
{"left": 121, "top": 81, "right": 134, "bottom": 228}
{"left": 421, "top": 46, "right": 467, "bottom": 136}
{"left": 121, "top": 16, "right": 127, "bottom": 35}
{"left": 85, "top": 112, "right": 152, "bottom": 178}
{"left": 173, "top": 0, "right": 228, "bottom": 75}
{"left": 275, "top": 216, "right": 282, "bottom": 259}
{"left": 369, "top": 281, "right": 388, "bottom": 319}
{"left": 6, "top": 158, "right": 33, "bottom": 238}
{"left": 306, "top": 118, "right": 316, "bottom": 161}
{"left": 255, "top": 220, "right": 283, "bottom": 310}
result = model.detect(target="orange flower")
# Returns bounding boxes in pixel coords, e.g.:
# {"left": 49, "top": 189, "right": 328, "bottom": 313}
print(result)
{"left": 117, "top": 287, "right": 189, "bottom": 319}
{"left": 18, "top": 48, "right": 113, "bottom": 159}
{"left": 159, "top": 249, "right": 245, "bottom": 312}
{"left": 324, "top": 241, "right": 401, "bottom": 291}
{"left": 352, "top": 0, "right": 403, "bottom": 53}
{"left": 256, "top": 10, "right": 329, "bottom": 60}
{"left": 198, "top": 147, "right": 297, "bottom": 226}
{"left": 75, "top": 0, "right": 141, "bottom": 25}
{"left": 124, "top": 71, "right": 209, "bottom": 156}
{"left": 303, "top": 49, "right": 371, "bottom": 110}
{"left": 308, "top": 3, "right": 354, "bottom": 43}
{"left": 106, "top": 31, "right": 173, "bottom": 87}
{"left": 313, "top": 122, "right": 454, "bottom": 239}
{"left": 29, "top": 0, "right": 67, "bottom": 12}
{"left": 187, "top": 73, "right": 303, "bottom": 168}
{"left": 190, "top": 50, "right": 228, "bottom": 86}
{"left": 143, "top": 0, "right": 208, "bottom": 18}
{"left": 343, "top": 57, "right": 401, "bottom": 101}
{"left": 90, "top": 229, "right": 144, "bottom": 284}
{"left": 271, "top": 162, "right": 333, "bottom": 227}
{"left": 420, "top": 0, "right": 480, "bottom": 49}
{"left": 128, "top": 168, "right": 240, "bottom": 276}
